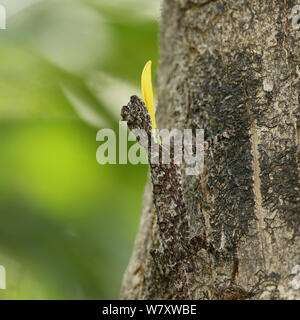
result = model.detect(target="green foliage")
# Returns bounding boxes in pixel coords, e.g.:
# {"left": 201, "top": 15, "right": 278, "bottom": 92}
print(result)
{"left": 0, "top": 0, "right": 159, "bottom": 299}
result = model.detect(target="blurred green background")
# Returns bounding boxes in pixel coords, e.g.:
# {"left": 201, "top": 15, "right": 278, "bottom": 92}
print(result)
{"left": 0, "top": 0, "right": 159, "bottom": 299}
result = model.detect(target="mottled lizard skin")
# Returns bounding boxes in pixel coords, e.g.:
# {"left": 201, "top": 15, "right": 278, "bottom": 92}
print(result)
{"left": 121, "top": 96, "right": 224, "bottom": 262}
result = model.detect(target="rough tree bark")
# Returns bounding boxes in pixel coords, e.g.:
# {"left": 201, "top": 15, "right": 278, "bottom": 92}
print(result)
{"left": 121, "top": 0, "right": 300, "bottom": 299}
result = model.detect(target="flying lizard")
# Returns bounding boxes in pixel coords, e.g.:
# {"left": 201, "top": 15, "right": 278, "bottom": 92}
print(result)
{"left": 120, "top": 62, "right": 248, "bottom": 299}
{"left": 121, "top": 94, "right": 227, "bottom": 264}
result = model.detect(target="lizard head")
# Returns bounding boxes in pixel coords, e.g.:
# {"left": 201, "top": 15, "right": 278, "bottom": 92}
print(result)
{"left": 121, "top": 95, "right": 153, "bottom": 135}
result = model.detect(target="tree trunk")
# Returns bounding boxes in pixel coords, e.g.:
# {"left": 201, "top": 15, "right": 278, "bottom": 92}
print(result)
{"left": 121, "top": 0, "right": 300, "bottom": 300}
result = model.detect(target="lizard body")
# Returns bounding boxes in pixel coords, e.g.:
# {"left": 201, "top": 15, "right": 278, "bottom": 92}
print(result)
{"left": 121, "top": 96, "right": 225, "bottom": 263}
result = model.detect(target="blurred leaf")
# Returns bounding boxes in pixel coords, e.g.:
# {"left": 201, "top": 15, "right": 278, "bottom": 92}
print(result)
{"left": 0, "top": 0, "right": 158, "bottom": 299}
